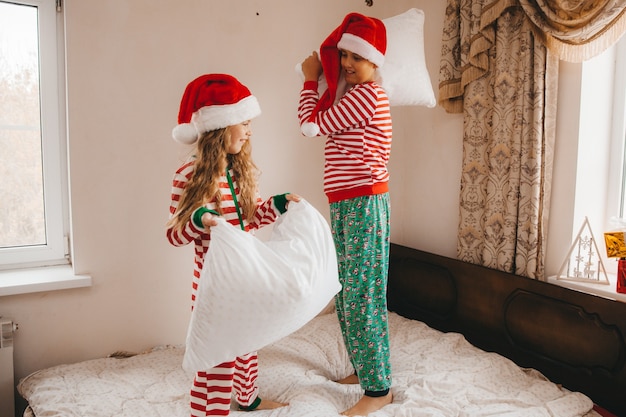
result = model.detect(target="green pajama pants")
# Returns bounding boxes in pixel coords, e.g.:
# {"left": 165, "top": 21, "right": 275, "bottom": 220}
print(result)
{"left": 330, "top": 193, "right": 392, "bottom": 392}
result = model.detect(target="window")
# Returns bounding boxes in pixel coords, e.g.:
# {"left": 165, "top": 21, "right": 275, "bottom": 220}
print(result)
{"left": 0, "top": 0, "right": 68, "bottom": 271}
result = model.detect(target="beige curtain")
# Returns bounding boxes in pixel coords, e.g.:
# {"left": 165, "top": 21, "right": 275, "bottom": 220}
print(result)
{"left": 439, "top": 0, "right": 626, "bottom": 279}
{"left": 519, "top": 0, "right": 626, "bottom": 62}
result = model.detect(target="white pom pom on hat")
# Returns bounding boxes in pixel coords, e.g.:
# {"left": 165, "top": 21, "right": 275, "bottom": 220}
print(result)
{"left": 301, "top": 122, "right": 321, "bottom": 137}
{"left": 172, "top": 74, "right": 261, "bottom": 144}
{"left": 172, "top": 123, "right": 199, "bottom": 145}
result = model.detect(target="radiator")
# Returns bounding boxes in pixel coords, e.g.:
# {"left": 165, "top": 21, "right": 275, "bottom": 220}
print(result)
{"left": 0, "top": 317, "right": 17, "bottom": 417}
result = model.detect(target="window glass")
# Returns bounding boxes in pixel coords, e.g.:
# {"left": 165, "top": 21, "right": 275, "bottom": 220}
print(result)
{"left": 0, "top": 0, "right": 68, "bottom": 270}
{"left": 0, "top": 2, "right": 45, "bottom": 248}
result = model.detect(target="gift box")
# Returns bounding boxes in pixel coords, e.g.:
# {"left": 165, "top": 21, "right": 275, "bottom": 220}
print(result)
{"left": 604, "top": 231, "right": 626, "bottom": 258}
{"left": 603, "top": 231, "right": 626, "bottom": 294}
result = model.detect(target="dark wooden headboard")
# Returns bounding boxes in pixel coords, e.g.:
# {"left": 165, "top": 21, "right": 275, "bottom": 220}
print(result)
{"left": 388, "top": 243, "right": 626, "bottom": 417}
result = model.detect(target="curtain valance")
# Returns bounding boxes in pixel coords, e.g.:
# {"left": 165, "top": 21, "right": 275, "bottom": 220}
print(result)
{"left": 440, "top": 0, "right": 626, "bottom": 113}
{"left": 519, "top": 0, "right": 626, "bottom": 62}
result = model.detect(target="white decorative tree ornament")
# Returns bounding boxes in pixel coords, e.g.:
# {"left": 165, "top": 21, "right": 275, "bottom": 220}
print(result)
{"left": 557, "top": 217, "right": 609, "bottom": 284}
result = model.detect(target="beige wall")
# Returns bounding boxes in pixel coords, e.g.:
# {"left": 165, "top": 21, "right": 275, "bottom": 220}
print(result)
{"left": 2, "top": 1, "right": 586, "bottom": 412}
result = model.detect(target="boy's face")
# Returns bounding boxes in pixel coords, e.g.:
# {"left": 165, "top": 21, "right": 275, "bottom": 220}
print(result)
{"left": 226, "top": 121, "right": 251, "bottom": 154}
{"left": 340, "top": 49, "right": 377, "bottom": 86}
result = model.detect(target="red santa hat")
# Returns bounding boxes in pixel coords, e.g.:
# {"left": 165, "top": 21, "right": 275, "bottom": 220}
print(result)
{"left": 301, "top": 12, "right": 386, "bottom": 137}
{"left": 172, "top": 73, "right": 261, "bottom": 144}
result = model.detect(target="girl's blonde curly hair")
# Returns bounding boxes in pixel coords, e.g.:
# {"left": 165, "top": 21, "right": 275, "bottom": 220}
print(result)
{"left": 167, "top": 126, "right": 259, "bottom": 232}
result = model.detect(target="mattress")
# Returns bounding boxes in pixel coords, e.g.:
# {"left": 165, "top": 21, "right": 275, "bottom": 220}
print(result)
{"left": 18, "top": 312, "right": 597, "bottom": 417}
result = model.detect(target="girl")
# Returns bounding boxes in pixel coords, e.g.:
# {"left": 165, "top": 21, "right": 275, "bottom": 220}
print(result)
{"left": 167, "top": 73, "right": 298, "bottom": 416}
{"left": 298, "top": 13, "right": 393, "bottom": 417}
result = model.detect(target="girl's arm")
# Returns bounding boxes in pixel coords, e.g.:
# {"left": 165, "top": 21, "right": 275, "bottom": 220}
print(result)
{"left": 166, "top": 214, "right": 206, "bottom": 247}
{"left": 247, "top": 193, "right": 301, "bottom": 230}
{"left": 166, "top": 162, "right": 209, "bottom": 246}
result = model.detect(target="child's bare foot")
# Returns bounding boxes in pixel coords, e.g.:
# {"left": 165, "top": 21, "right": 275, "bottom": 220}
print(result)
{"left": 340, "top": 392, "right": 392, "bottom": 416}
{"left": 256, "top": 399, "right": 288, "bottom": 410}
{"left": 335, "top": 373, "right": 359, "bottom": 384}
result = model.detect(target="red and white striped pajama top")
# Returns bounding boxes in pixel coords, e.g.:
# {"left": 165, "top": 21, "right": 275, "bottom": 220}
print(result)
{"left": 166, "top": 156, "right": 281, "bottom": 305}
{"left": 298, "top": 80, "right": 392, "bottom": 203}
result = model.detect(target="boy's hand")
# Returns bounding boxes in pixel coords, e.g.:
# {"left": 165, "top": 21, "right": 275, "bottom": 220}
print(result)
{"left": 302, "top": 52, "right": 323, "bottom": 82}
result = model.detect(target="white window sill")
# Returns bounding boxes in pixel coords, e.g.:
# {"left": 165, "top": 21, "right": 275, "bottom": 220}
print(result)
{"left": 547, "top": 273, "right": 626, "bottom": 303}
{"left": 0, "top": 265, "right": 92, "bottom": 297}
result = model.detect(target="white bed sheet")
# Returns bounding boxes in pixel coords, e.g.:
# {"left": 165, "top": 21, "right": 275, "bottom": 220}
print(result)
{"left": 18, "top": 312, "right": 597, "bottom": 417}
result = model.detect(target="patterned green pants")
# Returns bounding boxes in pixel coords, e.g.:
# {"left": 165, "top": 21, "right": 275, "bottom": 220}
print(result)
{"left": 330, "top": 193, "right": 392, "bottom": 392}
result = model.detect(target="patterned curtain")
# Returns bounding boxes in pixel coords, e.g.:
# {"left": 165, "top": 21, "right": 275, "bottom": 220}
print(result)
{"left": 439, "top": 0, "right": 626, "bottom": 279}
{"left": 519, "top": 0, "right": 626, "bottom": 62}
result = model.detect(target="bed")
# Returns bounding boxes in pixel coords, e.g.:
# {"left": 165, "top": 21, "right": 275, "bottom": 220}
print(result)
{"left": 17, "top": 243, "right": 626, "bottom": 417}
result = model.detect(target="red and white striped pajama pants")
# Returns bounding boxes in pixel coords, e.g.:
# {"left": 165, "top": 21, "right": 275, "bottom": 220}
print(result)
{"left": 190, "top": 352, "right": 259, "bottom": 416}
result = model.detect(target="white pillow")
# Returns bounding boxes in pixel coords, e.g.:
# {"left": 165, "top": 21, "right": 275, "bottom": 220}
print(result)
{"left": 380, "top": 8, "right": 437, "bottom": 107}
{"left": 183, "top": 199, "right": 341, "bottom": 373}
{"left": 296, "top": 8, "right": 437, "bottom": 108}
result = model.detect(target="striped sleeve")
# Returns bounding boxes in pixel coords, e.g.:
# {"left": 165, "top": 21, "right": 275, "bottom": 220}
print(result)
{"left": 248, "top": 193, "right": 280, "bottom": 230}
{"left": 298, "top": 82, "right": 380, "bottom": 136}
{"left": 166, "top": 159, "right": 205, "bottom": 247}
{"left": 297, "top": 81, "right": 320, "bottom": 129}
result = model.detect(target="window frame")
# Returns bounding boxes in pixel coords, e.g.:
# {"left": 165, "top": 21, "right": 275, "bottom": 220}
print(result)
{"left": 614, "top": 36, "right": 626, "bottom": 219}
{"left": 0, "top": 0, "right": 69, "bottom": 271}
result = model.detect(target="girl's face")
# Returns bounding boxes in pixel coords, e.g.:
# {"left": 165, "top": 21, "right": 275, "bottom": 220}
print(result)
{"left": 226, "top": 121, "right": 252, "bottom": 154}
{"left": 340, "top": 49, "right": 377, "bottom": 86}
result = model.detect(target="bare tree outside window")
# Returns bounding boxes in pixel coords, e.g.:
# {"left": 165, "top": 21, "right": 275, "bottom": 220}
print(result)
{"left": 0, "top": 2, "right": 45, "bottom": 248}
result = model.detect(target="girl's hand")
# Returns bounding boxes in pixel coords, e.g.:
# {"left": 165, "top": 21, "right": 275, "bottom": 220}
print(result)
{"left": 302, "top": 52, "right": 323, "bottom": 82}
{"left": 201, "top": 212, "right": 218, "bottom": 228}
{"left": 286, "top": 193, "right": 302, "bottom": 209}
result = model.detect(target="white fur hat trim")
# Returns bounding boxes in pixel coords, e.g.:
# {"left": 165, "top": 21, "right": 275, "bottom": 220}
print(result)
{"left": 172, "top": 95, "right": 261, "bottom": 144}
{"left": 337, "top": 33, "right": 385, "bottom": 68}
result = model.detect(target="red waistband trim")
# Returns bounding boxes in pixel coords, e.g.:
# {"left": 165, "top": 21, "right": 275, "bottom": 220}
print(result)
{"left": 326, "top": 182, "right": 388, "bottom": 203}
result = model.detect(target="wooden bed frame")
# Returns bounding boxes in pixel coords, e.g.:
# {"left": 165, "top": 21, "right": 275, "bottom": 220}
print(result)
{"left": 387, "top": 243, "right": 626, "bottom": 417}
